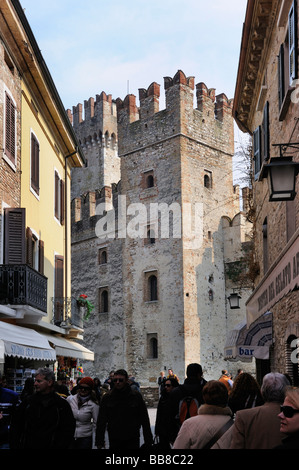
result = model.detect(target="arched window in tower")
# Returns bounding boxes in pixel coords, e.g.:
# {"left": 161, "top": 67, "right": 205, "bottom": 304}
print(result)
{"left": 150, "top": 337, "right": 158, "bottom": 359}
{"left": 204, "top": 174, "right": 210, "bottom": 188}
{"left": 98, "top": 248, "right": 107, "bottom": 265}
{"left": 204, "top": 170, "right": 212, "bottom": 189}
{"left": 149, "top": 274, "right": 158, "bottom": 301}
{"left": 146, "top": 174, "right": 154, "bottom": 188}
{"left": 147, "top": 227, "right": 155, "bottom": 245}
{"left": 143, "top": 170, "right": 155, "bottom": 189}
{"left": 99, "top": 288, "right": 109, "bottom": 313}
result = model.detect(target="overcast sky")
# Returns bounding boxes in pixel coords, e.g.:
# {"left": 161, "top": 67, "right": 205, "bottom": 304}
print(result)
{"left": 19, "top": 0, "right": 249, "bottom": 182}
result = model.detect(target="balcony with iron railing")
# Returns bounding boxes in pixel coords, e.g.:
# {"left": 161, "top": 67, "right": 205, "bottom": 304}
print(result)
{"left": 51, "top": 297, "right": 84, "bottom": 330}
{"left": 0, "top": 264, "right": 47, "bottom": 313}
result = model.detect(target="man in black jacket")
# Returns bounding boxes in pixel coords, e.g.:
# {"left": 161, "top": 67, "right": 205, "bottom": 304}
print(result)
{"left": 96, "top": 369, "right": 153, "bottom": 449}
{"left": 9, "top": 367, "right": 75, "bottom": 449}
{"left": 168, "top": 363, "right": 207, "bottom": 443}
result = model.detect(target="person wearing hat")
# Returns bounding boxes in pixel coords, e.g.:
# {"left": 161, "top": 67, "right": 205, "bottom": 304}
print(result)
{"left": 67, "top": 376, "right": 99, "bottom": 449}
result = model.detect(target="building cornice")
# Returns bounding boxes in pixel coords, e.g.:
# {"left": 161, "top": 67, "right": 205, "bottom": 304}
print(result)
{"left": 233, "top": 0, "right": 280, "bottom": 132}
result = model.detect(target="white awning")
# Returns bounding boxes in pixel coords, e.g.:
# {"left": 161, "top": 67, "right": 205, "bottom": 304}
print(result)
{"left": 0, "top": 322, "right": 56, "bottom": 363}
{"left": 224, "top": 312, "right": 273, "bottom": 362}
{"left": 43, "top": 334, "right": 94, "bottom": 361}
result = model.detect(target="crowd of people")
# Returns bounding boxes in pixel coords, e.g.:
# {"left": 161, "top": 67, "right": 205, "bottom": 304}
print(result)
{"left": 1, "top": 364, "right": 299, "bottom": 450}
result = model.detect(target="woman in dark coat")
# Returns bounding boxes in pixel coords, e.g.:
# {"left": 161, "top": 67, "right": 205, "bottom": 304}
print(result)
{"left": 155, "top": 377, "right": 179, "bottom": 449}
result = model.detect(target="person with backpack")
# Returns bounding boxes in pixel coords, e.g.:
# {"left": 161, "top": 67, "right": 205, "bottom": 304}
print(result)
{"left": 167, "top": 363, "right": 207, "bottom": 443}
{"left": 173, "top": 380, "right": 234, "bottom": 449}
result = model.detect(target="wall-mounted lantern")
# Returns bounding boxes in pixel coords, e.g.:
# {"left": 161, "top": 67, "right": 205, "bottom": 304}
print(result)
{"left": 228, "top": 292, "right": 241, "bottom": 309}
{"left": 260, "top": 149, "right": 299, "bottom": 202}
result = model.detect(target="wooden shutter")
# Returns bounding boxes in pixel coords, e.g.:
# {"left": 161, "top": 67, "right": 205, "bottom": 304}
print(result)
{"left": 54, "top": 255, "right": 64, "bottom": 298}
{"left": 54, "top": 171, "right": 60, "bottom": 219}
{"left": 31, "top": 134, "right": 40, "bottom": 194}
{"left": 278, "top": 44, "right": 285, "bottom": 108}
{"left": 26, "top": 227, "right": 33, "bottom": 267}
{"left": 38, "top": 240, "right": 44, "bottom": 275}
{"left": 253, "top": 127, "right": 261, "bottom": 179}
{"left": 5, "top": 92, "right": 16, "bottom": 163}
{"left": 289, "top": 0, "right": 298, "bottom": 85}
{"left": 60, "top": 179, "right": 65, "bottom": 225}
{"left": 4, "top": 208, "right": 25, "bottom": 264}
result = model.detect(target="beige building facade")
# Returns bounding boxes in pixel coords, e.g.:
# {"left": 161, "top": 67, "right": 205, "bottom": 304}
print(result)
{"left": 233, "top": 0, "right": 299, "bottom": 384}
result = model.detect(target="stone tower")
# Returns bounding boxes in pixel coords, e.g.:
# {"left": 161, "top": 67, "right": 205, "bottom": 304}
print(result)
{"left": 70, "top": 70, "right": 251, "bottom": 387}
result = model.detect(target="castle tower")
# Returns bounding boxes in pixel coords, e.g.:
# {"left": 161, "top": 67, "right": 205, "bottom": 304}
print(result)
{"left": 115, "top": 70, "right": 238, "bottom": 382}
{"left": 68, "top": 92, "right": 120, "bottom": 199}
{"left": 71, "top": 70, "right": 252, "bottom": 388}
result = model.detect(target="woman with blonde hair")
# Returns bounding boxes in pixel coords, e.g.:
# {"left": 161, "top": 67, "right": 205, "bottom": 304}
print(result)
{"left": 276, "top": 386, "right": 299, "bottom": 448}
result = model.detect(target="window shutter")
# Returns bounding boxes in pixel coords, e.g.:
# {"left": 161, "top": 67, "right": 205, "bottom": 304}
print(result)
{"left": 31, "top": 134, "right": 40, "bottom": 194}
{"left": 26, "top": 227, "right": 33, "bottom": 267}
{"left": 54, "top": 171, "right": 60, "bottom": 219}
{"left": 5, "top": 92, "right": 16, "bottom": 163}
{"left": 289, "top": 0, "right": 298, "bottom": 85}
{"left": 38, "top": 240, "right": 44, "bottom": 275}
{"left": 4, "top": 208, "right": 25, "bottom": 264}
{"left": 54, "top": 255, "right": 64, "bottom": 298}
{"left": 253, "top": 127, "right": 262, "bottom": 178}
{"left": 60, "top": 179, "right": 65, "bottom": 225}
{"left": 278, "top": 44, "right": 285, "bottom": 108}
{"left": 262, "top": 101, "right": 270, "bottom": 161}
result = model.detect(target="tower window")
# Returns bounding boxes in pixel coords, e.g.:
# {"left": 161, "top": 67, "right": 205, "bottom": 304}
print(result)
{"left": 99, "top": 287, "right": 109, "bottom": 313}
{"left": 144, "top": 271, "right": 158, "bottom": 301}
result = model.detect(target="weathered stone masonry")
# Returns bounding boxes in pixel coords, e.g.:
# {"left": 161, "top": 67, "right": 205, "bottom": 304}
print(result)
{"left": 70, "top": 70, "right": 252, "bottom": 392}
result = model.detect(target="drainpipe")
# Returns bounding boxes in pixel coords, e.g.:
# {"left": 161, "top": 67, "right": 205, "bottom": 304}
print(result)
{"left": 64, "top": 149, "right": 78, "bottom": 322}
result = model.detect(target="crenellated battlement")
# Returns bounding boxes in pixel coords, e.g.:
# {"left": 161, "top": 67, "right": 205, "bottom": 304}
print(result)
{"left": 71, "top": 183, "right": 120, "bottom": 231}
{"left": 115, "top": 70, "right": 233, "bottom": 126}
{"left": 115, "top": 70, "right": 234, "bottom": 157}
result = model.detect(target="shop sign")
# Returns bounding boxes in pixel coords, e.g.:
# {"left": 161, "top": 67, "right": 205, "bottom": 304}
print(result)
{"left": 5, "top": 341, "right": 56, "bottom": 361}
{"left": 247, "top": 235, "right": 299, "bottom": 325}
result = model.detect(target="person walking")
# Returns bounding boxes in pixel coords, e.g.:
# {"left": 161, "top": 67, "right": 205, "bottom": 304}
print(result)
{"left": 95, "top": 369, "right": 153, "bottom": 450}
{"left": 67, "top": 377, "right": 99, "bottom": 449}
{"left": 9, "top": 367, "right": 75, "bottom": 449}
{"left": 229, "top": 372, "right": 290, "bottom": 449}
{"left": 228, "top": 372, "right": 264, "bottom": 415}
{"left": 173, "top": 380, "right": 233, "bottom": 449}
{"left": 155, "top": 377, "right": 179, "bottom": 449}
{"left": 168, "top": 363, "right": 207, "bottom": 443}
{"left": 158, "top": 371, "right": 166, "bottom": 396}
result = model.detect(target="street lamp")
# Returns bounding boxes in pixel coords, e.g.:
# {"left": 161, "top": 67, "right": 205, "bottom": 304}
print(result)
{"left": 228, "top": 292, "right": 241, "bottom": 309}
{"left": 260, "top": 156, "right": 299, "bottom": 202}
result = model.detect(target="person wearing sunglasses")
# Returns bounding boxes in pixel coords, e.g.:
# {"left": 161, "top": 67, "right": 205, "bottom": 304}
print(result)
{"left": 95, "top": 369, "right": 153, "bottom": 450}
{"left": 67, "top": 377, "right": 99, "bottom": 449}
{"left": 276, "top": 386, "right": 299, "bottom": 449}
{"left": 154, "top": 377, "right": 179, "bottom": 449}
